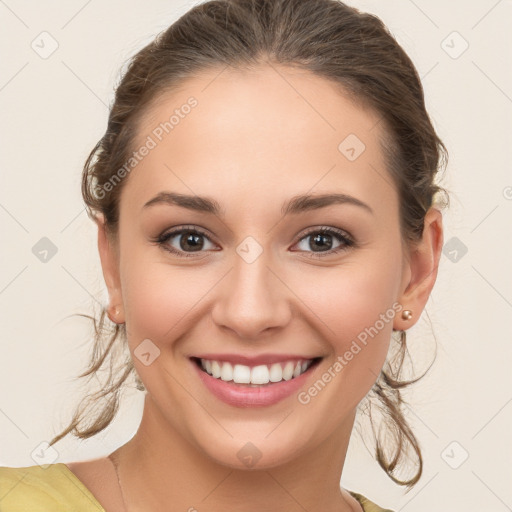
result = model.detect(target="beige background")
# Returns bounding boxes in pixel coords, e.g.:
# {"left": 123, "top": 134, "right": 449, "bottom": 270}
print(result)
{"left": 1, "top": 1, "right": 511, "bottom": 510}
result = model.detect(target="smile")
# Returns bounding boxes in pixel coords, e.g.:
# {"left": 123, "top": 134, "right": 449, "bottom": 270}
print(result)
{"left": 195, "top": 357, "right": 318, "bottom": 386}
{"left": 190, "top": 356, "right": 323, "bottom": 407}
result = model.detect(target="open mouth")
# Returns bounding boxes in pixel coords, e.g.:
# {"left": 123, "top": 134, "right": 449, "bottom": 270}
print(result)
{"left": 191, "top": 356, "right": 323, "bottom": 387}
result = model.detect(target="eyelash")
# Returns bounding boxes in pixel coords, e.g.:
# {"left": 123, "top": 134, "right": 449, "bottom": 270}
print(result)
{"left": 151, "top": 225, "right": 355, "bottom": 259}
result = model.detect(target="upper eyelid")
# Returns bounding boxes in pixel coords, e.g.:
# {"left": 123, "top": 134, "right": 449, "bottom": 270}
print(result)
{"left": 299, "top": 226, "right": 352, "bottom": 239}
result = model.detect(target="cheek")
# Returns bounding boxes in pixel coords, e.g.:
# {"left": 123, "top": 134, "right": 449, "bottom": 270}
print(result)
{"left": 292, "top": 258, "right": 402, "bottom": 403}
{"left": 117, "top": 234, "right": 195, "bottom": 340}
{"left": 120, "top": 259, "right": 206, "bottom": 340}
{"left": 296, "top": 257, "right": 400, "bottom": 340}
{"left": 119, "top": 256, "right": 214, "bottom": 397}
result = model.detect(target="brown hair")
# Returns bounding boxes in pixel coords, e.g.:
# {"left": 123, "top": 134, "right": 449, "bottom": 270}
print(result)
{"left": 48, "top": 0, "right": 449, "bottom": 490}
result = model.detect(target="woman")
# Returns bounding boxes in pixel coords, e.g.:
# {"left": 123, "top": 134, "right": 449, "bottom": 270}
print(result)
{"left": 0, "top": 0, "right": 448, "bottom": 510}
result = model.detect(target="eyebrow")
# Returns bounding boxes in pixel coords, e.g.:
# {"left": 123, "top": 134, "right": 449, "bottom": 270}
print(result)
{"left": 142, "top": 191, "right": 374, "bottom": 217}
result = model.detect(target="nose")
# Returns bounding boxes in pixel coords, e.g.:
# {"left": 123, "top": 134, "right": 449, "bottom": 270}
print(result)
{"left": 211, "top": 250, "right": 292, "bottom": 340}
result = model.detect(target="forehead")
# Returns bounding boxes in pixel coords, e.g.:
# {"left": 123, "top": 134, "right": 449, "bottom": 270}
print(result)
{"left": 121, "top": 64, "right": 397, "bottom": 216}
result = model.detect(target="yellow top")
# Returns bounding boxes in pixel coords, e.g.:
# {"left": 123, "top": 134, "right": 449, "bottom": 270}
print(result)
{"left": 0, "top": 464, "right": 394, "bottom": 511}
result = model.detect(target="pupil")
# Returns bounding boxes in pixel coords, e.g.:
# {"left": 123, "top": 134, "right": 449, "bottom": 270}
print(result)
{"left": 312, "top": 233, "right": 332, "bottom": 251}
{"left": 181, "top": 232, "right": 203, "bottom": 251}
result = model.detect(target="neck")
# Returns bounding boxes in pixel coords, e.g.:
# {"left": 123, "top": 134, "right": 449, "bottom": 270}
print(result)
{"left": 111, "top": 393, "right": 360, "bottom": 512}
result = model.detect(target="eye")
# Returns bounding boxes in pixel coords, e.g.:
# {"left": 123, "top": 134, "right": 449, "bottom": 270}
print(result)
{"left": 151, "top": 225, "right": 355, "bottom": 259}
{"left": 153, "top": 226, "right": 217, "bottom": 258}
{"left": 292, "top": 226, "right": 355, "bottom": 258}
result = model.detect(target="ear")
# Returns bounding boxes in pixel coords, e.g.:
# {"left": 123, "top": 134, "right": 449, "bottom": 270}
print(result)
{"left": 96, "top": 213, "right": 125, "bottom": 323}
{"left": 393, "top": 207, "right": 444, "bottom": 331}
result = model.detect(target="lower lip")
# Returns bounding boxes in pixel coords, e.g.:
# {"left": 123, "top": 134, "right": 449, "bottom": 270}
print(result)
{"left": 191, "top": 358, "right": 320, "bottom": 408}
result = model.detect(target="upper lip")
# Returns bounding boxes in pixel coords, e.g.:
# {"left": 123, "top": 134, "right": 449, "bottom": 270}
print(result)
{"left": 191, "top": 353, "right": 322, "bottom": 366}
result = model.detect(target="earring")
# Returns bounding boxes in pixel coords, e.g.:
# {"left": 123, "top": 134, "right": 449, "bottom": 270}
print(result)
{"left": 401, "top": 309, "right": 413, "bottom": 320}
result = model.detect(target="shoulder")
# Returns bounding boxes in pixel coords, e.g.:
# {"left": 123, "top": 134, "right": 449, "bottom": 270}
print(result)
{"left": 0, "top": 463, "right": 105, "bottom": 512}
{"left": 348, "top": 490, "right": 395, "bottom": 512}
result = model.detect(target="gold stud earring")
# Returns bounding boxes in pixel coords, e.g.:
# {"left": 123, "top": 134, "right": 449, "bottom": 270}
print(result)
{"left": 401, "top": 309, "right": 413, "bottom": 320}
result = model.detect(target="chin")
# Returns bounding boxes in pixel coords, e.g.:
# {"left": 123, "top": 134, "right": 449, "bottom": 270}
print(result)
{"left": 195, "top": 430, "right": 309, "bottom": 471}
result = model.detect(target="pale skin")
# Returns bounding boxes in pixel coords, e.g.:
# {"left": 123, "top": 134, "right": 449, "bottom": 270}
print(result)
{"left": 66, "top": 63, "right": 443, "bottom": 512}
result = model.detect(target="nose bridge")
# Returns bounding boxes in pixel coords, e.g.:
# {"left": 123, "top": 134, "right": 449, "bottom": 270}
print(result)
{"left": 211, "top": 238, "right": 291, "bottom": 338}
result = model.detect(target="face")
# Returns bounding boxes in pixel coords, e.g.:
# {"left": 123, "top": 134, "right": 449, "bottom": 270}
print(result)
{"left": 98, "top": 64, "right": 438, "bottom": 469}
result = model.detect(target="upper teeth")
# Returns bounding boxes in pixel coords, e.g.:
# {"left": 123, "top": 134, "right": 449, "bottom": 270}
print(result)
{"left": 200, "top": 358, "right": 313, "bottom": 385}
